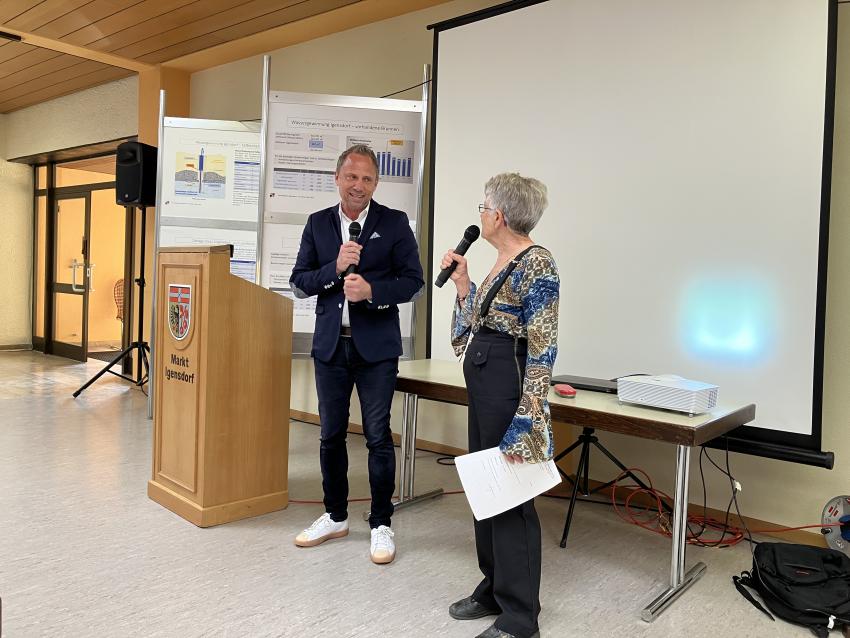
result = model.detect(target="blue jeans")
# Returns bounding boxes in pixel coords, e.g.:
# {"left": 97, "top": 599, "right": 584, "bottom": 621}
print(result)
{"left": 314, "top": 336, "right": 398, "bottom": 528}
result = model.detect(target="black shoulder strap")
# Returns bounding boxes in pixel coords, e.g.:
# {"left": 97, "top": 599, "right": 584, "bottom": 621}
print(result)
{"left": 480, "top": 245, "right": 541, "bottom": 318}
{"left": 733, "top": 573, "right": 775, "bottom": 622}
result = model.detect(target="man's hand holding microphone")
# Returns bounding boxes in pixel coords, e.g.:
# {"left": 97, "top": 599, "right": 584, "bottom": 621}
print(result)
{"left": 336, "top": 241, "right": 361, "bottom": 277}
{"left": 337, "top": 221, "right": 372, "bottom": 302}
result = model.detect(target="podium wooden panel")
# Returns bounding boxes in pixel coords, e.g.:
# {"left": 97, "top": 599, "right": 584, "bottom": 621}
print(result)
{"left": 148, "top": 245, "right": 293, "bottom": 527}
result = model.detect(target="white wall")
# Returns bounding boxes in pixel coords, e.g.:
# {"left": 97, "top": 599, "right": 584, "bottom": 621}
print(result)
{"left": 191, "top": 0, "right": 850, "bottom": 531}
{"left": 4, "top": 76, "right": 138, "bottom": 160}
{"left": 191, "top": 1, "right": 499, "bottom": 121}
{"left": 0, "top": 114, "right": 34, "bottom": 347}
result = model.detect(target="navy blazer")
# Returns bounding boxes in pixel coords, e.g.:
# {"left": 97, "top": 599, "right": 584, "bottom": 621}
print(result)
{"left": 290, "top": 200, "right": 424, "bottom": 363}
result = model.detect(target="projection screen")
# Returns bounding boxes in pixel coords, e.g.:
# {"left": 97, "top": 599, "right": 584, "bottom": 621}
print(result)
{"left": 428, "top": 0, "right": 835, "bottom": 462}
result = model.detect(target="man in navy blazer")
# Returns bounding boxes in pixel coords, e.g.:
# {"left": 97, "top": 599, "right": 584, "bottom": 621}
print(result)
{"left": 290, "top": 144, "right": 423, "bottom": 564}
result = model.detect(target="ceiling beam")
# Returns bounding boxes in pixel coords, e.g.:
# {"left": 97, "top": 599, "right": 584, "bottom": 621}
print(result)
{"left": 0, "top": 24, "right": 155, "bottom": 73}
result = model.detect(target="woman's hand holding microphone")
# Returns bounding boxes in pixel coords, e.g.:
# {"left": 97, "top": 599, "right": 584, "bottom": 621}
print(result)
{"left": 441, "top": 249, "right": 471, "bottom": 301}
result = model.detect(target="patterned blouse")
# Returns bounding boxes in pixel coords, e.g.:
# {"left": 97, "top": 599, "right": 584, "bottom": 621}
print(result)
{"left": 451, "top": 246, "right": 560, "bottom": 462}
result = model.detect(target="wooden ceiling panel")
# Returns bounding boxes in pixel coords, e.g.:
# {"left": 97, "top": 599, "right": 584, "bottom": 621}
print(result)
{"left": 0, "top": 0, "right": 450, "bottom": 112}
{"left": 0, "top": 1, "right": 42, "bottom": 24}
{"left": 135, "top": 0, "right": 360, "bottom": 64}
{"left": 74, "top": 0, "right": 246, "bottom": 53}
{"left": 108, "top": 0, "right": 305, "bottom": 61}
{"left": 0, "top": 40, "right": 43, "bottom": 65}
{"left": 132, "top": 35, "right": 231, "bottom": 65}
{"left": 0, "top": 49, "right": 68, "bottom": 82}
{"left": 5, "top": 0, "right": 95, "bottom": 33}
{"left": 27, "top": 1, "right": 148, "bottom": 40}
{"left": 212, "top": 0, "right": 360, "bottom": 44}
{"left": 0, "top": 51, "right": 96, "bottom": 93}
{"left": 0, "top": 47, "right": 63, "bottom": 80}
{"left": 60, "top": 0, "right": 199, "bottom": 49}
{"left": 114, "top": 0, "right": 358, "bottom": 64}
{"left": 0, "top": 65, "right": 132, "bottom": 113}
{"left": 0, "top": 59, "right": 107, "bottom": 101}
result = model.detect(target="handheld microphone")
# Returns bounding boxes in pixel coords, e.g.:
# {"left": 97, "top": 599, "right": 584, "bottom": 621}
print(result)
{"left": 343, "top": 221, "right": 362, "bottom": 277}
{"left": 435, "top": 225, "right": 480, "bottom": 288}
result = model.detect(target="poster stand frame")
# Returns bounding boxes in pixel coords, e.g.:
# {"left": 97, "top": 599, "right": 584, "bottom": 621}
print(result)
{"left": 260, "top": 62, "right": 429, "bottom": 359}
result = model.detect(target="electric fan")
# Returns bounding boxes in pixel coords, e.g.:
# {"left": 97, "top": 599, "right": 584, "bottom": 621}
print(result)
{"left": 822, "top": 495, "right": 850, "bottom": 555}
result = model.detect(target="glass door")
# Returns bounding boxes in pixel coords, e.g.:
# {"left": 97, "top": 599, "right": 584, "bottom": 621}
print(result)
{"left": 87, "top": 189, "right": 128, "bottom": 361}
{"left": 52, "top": 195, "right": 90, "bottom": 361}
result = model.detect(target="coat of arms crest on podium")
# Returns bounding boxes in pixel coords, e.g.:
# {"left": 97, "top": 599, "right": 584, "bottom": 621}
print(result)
{"left": 168, "top": 284, "right": 192, "bottom": 341}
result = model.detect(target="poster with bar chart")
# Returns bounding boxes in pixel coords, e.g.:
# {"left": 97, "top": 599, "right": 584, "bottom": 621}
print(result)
{"left": 373, "top": 139, "right": 415, "bottom": 184}
{"left": 262, "top": 91, "right": 425, "bottom": 356}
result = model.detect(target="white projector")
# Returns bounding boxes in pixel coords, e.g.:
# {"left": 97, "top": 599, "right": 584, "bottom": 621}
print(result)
{"left": 616, "top": 374, "right": 718, "bottom": 415}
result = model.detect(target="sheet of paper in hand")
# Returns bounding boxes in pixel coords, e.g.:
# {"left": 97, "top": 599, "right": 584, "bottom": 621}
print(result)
{"left": 455, "top": 447, "right": 561, "bottom": 520}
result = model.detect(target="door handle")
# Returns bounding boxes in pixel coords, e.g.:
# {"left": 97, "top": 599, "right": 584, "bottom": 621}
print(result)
{"left": 70, "top": 259, "right": 84, "bottom": 292}
{"left": 87, "top": 263, "right": 96, "bottom": 291}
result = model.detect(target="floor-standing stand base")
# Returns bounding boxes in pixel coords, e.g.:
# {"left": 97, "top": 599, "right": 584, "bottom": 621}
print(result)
{"left": 641, "top": 445, "right": 706, "bottom": 621}
{"left": 73, "top": 206, "right": 149, "bottom": 399}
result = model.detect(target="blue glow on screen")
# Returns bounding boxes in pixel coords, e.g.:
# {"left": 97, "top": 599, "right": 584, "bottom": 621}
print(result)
{"left": 680, "top": 277, "right": 776, "bottom": 362}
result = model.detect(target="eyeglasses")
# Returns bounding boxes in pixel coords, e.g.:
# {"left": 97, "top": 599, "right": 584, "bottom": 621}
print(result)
{"left": 478, "top": 204, "right": 496, "bottom": 214}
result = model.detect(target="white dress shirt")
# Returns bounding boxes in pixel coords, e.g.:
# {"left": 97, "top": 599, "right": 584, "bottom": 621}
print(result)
{"left": 338, "top": 203, "right": 370, "bottom": 327}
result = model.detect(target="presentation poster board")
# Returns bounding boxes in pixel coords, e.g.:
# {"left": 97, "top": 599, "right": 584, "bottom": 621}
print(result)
{"left": 261, "top": 92, "right": 425, "bottom": 357}
{"left": 158, "top": 118, "right": 261, "bottom": 282}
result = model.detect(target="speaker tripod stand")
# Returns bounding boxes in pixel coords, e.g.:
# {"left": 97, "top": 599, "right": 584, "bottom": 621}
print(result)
{"left": 556, "top": 426, "right": 673, "bottom": 548}
{"left": 74, "top": 206, "right": 150, "bottom": 398}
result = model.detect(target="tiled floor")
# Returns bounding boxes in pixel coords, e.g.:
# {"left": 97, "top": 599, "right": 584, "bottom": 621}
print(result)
{"left": 0, "top": 351, "right": 807, "bottom": 637}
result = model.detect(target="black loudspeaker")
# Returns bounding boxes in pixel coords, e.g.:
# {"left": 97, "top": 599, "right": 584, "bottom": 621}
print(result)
{"left": 115, "top": 141, "right": 158, "bottom": 207}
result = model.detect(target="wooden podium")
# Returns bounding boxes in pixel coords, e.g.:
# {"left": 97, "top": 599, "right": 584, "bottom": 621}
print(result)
{"left": 148, "top": 245, "right": 293, "bottom": 527}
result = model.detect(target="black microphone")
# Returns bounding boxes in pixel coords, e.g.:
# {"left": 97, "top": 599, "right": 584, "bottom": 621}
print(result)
{"left": 343, "top": 221, "right": 362, "bottom": 277}
{"left": 435, "top": 225, "right": 480, "bottom": 288}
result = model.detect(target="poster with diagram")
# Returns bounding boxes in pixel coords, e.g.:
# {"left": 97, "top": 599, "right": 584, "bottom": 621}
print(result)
{"left": 158, "top": 118, "right": 261, "bottom": 282}
{"left": 173, "top": 150, "right": 227, "bottom": 198}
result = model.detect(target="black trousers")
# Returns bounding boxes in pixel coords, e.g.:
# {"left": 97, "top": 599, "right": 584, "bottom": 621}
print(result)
{"left": 314, "top": 335, "right": 398, "bottom": 529}
{"left": 463, "top": 328, "right": 542, "bottom": 638}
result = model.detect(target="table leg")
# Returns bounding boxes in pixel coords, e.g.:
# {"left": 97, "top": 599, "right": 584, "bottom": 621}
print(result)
{"left": 641, "top": 444, "right": 706, "bottom": 622}
{"left": 394, "top": 393, "right": 443, "bottom": 512}
{"left": 397, "top": 392, "right": 411, "bottom": 503}
{"left": 406, "top": 393, "right": 419, "bottom": 498}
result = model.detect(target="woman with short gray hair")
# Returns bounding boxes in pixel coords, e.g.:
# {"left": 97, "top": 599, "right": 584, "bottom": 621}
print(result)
{"left": 440, "top": 172, "right": 560, "bottom": 638}
{"left": 483, "top": 172, "right": 549, "bottom": 236}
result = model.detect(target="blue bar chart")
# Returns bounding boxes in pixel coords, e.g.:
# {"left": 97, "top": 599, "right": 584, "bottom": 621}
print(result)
{"left": 375, "top": 140, "right": 415, "bottom": 184}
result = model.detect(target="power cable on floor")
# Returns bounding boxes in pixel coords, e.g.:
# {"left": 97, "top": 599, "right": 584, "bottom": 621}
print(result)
{"left": 287, "top": 425, "right": 834, "bottom": 539}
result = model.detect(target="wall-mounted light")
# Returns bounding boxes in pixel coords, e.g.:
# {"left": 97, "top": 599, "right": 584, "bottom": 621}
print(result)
{"left": 0, "top": 31, "right": 23, "bottom": 42}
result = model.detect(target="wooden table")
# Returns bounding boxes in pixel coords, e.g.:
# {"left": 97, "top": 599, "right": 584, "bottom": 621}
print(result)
{"left": 393, "top": 359, "right": 756, "bottom": 622}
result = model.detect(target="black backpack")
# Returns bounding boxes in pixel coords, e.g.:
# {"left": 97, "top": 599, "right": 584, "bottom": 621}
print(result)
{"left": 733, "top": 542, "right": 850, "bottom": 637}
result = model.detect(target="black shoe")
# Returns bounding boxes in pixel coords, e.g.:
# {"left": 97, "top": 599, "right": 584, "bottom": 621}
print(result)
{"left": 474, "top": 625, "right": 540, "bottom": 638}
{"left": 448, "top": 596, "right": 500, "bottom": 620}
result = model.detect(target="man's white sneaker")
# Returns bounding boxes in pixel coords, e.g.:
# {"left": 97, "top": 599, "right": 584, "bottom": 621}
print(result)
{"left": 370, "top": 525, "right": 395, "bottom": 564}
{"left": 294, "top": 513, "right": 349, "bottom": 547}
